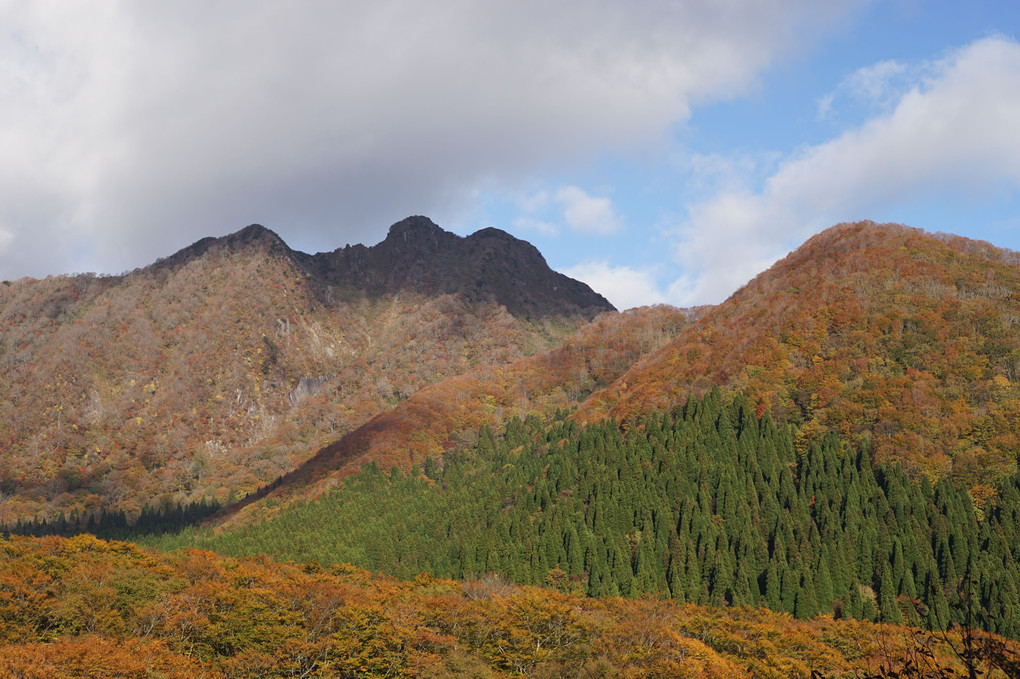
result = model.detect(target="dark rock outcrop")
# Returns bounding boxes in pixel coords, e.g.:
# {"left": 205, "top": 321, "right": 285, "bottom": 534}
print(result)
{"left": 292, "top": 216, "right": 615, "bottom": 319}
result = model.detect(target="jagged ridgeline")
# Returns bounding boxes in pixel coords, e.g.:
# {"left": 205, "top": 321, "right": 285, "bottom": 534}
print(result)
{"left": 0, "top": 216, "right": 613, "bottom": 525}
{"left": 143, "top": 389, "right": 1020, "bottom": 639}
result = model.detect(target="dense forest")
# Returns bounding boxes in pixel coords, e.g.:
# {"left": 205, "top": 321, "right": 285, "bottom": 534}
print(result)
{"left": 140, "top": 390, "right": 1020, "bottom": 641}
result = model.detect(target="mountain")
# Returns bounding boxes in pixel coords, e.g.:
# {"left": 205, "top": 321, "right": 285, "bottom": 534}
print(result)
{"left": 139, "top": 221, "right": 1020, "bottom": 648}
{"left": 0, "top": 218, "right": 613, "bottom": 524}
{"left": 577, "top": 221, "right": 1020, "bottom": 492}
{"left": 5, "top": 219, "right": 1020, "bottom": 673}
{"left": 218, "top": 221, "right": 1020, "bottom": 530}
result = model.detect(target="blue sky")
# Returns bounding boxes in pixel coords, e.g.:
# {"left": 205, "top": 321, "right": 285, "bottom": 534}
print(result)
{"left": 447, "top": 1, "right": 1020, "bottom": 307}
{"left": 1, "top": 1, "right": 1018, "bottom": 309}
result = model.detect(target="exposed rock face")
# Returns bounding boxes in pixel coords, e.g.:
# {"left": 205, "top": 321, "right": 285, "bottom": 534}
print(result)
{"left": 288, "top": 375, "right": 331, "bottom": 407}
{"left": 291, "top": 216, "right": 615, "bottom": 319}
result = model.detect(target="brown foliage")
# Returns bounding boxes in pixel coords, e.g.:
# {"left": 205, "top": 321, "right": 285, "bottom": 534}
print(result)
{"left": 3, "top": 535, "right": 1016, "bottom": 678}
{"left": 0, "top": 228, "right": 601, "bottom": 524}
{"left": 577, "top": 222, "right": 1020, "bottom": 488}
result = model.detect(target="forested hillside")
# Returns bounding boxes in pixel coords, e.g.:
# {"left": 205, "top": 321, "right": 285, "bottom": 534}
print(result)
{"left": 143, "top": 391, "right": 1020, "bottom": 641}
{"left": 0, "top": 218, "right": 612, "bottom": 525}
{"left": 578, "top": 222, "right": 1020, "bottom": 493}
{"left": 216, "top": 303, "right": 689, "bottom": 527}
{"left": 214, "top": 221, "right": 1020, "bottom": 530}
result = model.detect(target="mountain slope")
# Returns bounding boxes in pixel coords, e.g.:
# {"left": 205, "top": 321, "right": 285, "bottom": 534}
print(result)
{"left": 0, "top": 218, "right": 612, "bottom": 524}
{"left": 215, "top": 221, "right": 1020, "bottom": 527}
{"left": 216, "top": 303, "right": 689, "bottom": 527}
{"left": 147, "top": 391, "right": 1020, "bottom": 642}
{"left": 577, "top": 221, "right": 1020, "bottom": 490}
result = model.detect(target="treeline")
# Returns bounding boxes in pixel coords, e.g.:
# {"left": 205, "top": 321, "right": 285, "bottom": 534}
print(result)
{"left": 3, "top": 496, "right": 221, "bottom": 540}
{"left": 141, "top": 389, "right": 1020, "bottom": 639}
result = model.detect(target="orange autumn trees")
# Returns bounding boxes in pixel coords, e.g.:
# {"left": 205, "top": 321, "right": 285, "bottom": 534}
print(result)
{"left": 578, "top": 222, "right": 1020, "bottom": 490}
{"left": 0, "top": 220, "right": 609, "bottom": 526}
{"left": 3, "top": 533, "right": 1015, "bottom": 677}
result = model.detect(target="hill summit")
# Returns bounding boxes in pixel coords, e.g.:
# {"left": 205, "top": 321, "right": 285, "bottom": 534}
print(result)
{"left": 578, "top": 221, "right": 1020, "bottom": 489}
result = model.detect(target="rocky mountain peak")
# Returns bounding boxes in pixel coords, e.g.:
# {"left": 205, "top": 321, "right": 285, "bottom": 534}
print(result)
{"left": 385, "top": 215, "right": 443, "bottom": 238}
{"left": 296, "top": 217, "right": 615, "bottom": 319}
{"left": 151, "top": 223, "right": 290, "bottom": 271}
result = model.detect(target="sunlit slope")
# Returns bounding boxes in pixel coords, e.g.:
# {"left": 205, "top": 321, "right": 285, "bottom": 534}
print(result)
{"left": 579, "top": 222, "right": 1020, "bottom": 490}
{"left": 3, "top": 533, "right": 1014, "bottom": 677}
{"left": 0, "top": 218, "right": 611, "bottom": 523}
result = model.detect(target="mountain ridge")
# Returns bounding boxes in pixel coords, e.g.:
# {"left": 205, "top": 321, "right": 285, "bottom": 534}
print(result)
{"left": 291, "top": 215, "right": 614, "bottom": 318}
{"left": 152, "top": 216, "right": 614, "bottom": 320}
{"left": 0, "top": 216, "right": 611, "bottom": 524}
{"left": 217, "top": 220, "right": 1020, "bottom": 529}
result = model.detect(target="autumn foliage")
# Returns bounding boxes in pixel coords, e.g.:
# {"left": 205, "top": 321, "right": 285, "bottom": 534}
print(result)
{"left": 1, "top": 534, "right": 1014, "bottom": 677}
{"left": 578, "top": 222, "right": 1020, "bottom": 491}
{"left": 0, "top": 222, "right": 605, "bottom": 525}
{"left": 218, "top": 304, "right": 687, "bottom": 527}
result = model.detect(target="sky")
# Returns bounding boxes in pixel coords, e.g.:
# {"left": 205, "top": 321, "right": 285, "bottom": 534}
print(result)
{"left": 1, "top": 1, "right": 1018, "bottom": 309}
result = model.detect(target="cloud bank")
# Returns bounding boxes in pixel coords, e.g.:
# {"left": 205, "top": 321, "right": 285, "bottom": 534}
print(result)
{"left": 0, "top": 0, "right": 860, "bottom": 278}
{"left": 671, "top": 36, "right": 1020, "bottom": 306}
{"left": 560, "top": 261, "right": 668, "bottom": 311}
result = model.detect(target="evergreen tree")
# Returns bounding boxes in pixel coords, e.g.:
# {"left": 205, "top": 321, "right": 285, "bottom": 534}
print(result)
{"left": 815, "top": 556, "right": 835, "bottom": 614}
{"left": 794, "top": 571, "right": 819, "bottom": 619}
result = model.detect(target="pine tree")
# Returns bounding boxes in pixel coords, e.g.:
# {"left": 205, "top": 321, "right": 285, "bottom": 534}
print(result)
{"left": 794, "top": 571, "right": 819, "bottom": 619}
{"left": 815, "top": 556, "right": 835, "bottom": 614}
{"left": 877, "top": 560, "right": 903, "bottom": 624}
{"left": 844, "top": 581, "right": 864, "bottom": 620}
{"left": 731, "top": 561, "right": 754, "bottom": 607}
{"left": 781, "top": 566, "right": 799, "bottom": 614}
{"left": 764, "top": 560, "right": 782, "bottom": 611}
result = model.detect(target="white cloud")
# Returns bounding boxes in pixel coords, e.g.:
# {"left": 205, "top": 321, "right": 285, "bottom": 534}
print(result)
{"left": 516, "top": 190, "right": 551, "bottom": 214}
{"left": 817, "top": 58, "right": 910, "bottom": 118}
{"left": 555, "top": 186, "right": 622, "bottom": 235}
{"left": 672, "top": 35, "right": 1020, "bottom": 306}
{"left": 560, "top": 261, "right": 668, "bottom": 310}
{"left": 677, "top": 151, "right": 771, "bottom": 193}
{"left": 0, "top": 0, "right": 865, "bottom": 278}
{"left": 513, "top": 216, "right": 558, "bottom": 236}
